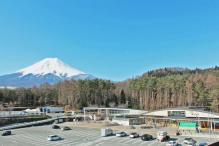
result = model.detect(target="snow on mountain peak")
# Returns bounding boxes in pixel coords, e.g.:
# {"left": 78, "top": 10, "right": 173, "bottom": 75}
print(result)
{"left": 18, "top": 58, "right": 85, "bottom": 77}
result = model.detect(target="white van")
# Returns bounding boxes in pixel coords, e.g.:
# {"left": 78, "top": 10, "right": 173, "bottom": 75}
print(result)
{"left": 101, "top": 128, "right": 113, "bottom": 137}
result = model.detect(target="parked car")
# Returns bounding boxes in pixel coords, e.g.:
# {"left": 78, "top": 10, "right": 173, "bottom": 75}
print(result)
{"left": 47, "top": 135, "right": 62, "bottom": 141}
{"left": 183, "top": 138, "right": 196, "bottom": 145}
{"left": 1, "top": 130, "right": 11, "bottom": 136}
{"left": 141, "top": 134, "right": 153, "bottom": 141}
{"left": 166, "top": 141, "right": 178, "bottom": 146}
{"left": 61, "top": 126, "right": 71, "bottom": 131}
{"left": 199, "top": 142, "right": 208, "bottom": 146}
{"left": 116, "top": 132, "right": 127, "bottom": 137}
{"left": 129, "top": 132, "right": 139, "bottom": 138}
{"left": 183, "top": 138, "right": 193, "bottom": 144}
{"left": 187, "top": 141, "right": 196, "bottom": 146}
{"left": 160, "top": 135, "right": 170, "bottom": 142}
{"left": 52, "top": 125, "right": 60, "bottom": 129}
{"left": 157, "top": 131, "right": 170, "bottom": 142}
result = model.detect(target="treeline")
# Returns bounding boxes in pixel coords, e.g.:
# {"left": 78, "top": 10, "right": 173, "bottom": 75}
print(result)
{"left": 56, "top": 79, "right": 117, "bottom": 109}
{"left": 1, "top": 67, "right": 219, "bottom": 112}
{"left": 0, "top": 84, "right": 58, "bottom": 107}
{"left": 0, "top": 79, "right": 126, "bottom": 110}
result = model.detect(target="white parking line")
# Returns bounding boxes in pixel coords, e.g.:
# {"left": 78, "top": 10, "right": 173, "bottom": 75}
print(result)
{"left": 147, "top": 140, "right": 159, "bottom": 146}
{"left": 123, "top": 138, "right": 137, "bottom": 144}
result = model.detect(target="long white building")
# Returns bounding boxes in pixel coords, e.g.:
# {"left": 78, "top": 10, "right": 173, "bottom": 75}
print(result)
{"left": 145, "top": 107, "right": 219, "bottom": 129}
{"left": 83, "top": 107, "right": 147, "bottom": 117}
{"left": 145, "top": 107, "right": 219, "bottom": 119}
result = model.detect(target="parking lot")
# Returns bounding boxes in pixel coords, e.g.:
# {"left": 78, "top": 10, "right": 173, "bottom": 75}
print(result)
{"left": 0, "top": 125, "right": 218, "bottom": 146}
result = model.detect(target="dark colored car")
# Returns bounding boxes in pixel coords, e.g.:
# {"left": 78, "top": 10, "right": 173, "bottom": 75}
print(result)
{"left": 141, "top": 134, "right": 153, "bottom": 141}
{"left": 199, "top": 142, "right": 207, "bottom": 146}
{"left": 161, "top": 135, "right": 170, "bottom": 142}
{"left": 52, "top": 125, "right": 60, "bottom": 129}
{"left": 1, "top": 130, "right": 11, "bottom": 136}
{"left": 61, "top": 126, "right": 71, "bottom": 131}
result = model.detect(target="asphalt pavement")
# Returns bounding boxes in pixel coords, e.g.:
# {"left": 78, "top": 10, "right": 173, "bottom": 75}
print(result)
{"left": 0, "top": 125, "right": 218, "bottom": 146}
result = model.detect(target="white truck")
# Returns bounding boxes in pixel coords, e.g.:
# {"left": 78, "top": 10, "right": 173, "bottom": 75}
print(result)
{"left": 101, "top": 128, "right": 113, "bottom": 137}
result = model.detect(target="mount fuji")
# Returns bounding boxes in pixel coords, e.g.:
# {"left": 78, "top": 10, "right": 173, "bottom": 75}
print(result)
{"left": 0, "top": 58, "right": 95, "bottom": 88}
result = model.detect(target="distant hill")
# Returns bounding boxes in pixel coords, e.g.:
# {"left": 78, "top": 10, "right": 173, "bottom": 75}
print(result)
{"left": 121, "top": 66, "right": 219, "bottom": 112}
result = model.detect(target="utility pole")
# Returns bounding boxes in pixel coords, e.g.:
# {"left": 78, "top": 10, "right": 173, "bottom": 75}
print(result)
{"left": 208, "top": 110, "right": 210, "bottom": 140}
{"left": 83, "top": 108, "right": 86, "bottom": 122}
{"left": 208, "top": 110, "right": 213, "bottom": 140}
{"left": 210, "top": 110, "right": 213, "bottom": 138}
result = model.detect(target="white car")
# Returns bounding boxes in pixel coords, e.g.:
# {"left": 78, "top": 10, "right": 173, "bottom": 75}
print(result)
{"left": 183, "top": 138, "right": 196, "bottom": 146}
{"left": 166, "top": 141, "right": 178, "bottom": 146}
{"left": 183, "top": 138, "right": 193, "bottom": 144}
{"left": 187, "top": 141, "right": 196, "bottom": 146}
{"left": 116, "top": 132, "right": 127, "bottom": 137}
{"left": 47, "top": 135, "right": 62, "bottom": 141}
{"left": 129, "top": 132, "right": 139, "bottom": 138}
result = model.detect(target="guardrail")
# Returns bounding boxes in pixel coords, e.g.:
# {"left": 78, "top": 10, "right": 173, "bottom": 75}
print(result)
{"left": 0, "top": 118, "right": 57, "bottom": 131}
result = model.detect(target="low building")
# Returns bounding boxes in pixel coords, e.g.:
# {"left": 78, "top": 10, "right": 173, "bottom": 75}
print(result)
{"left": 112, "top": 117, "right": 145, "bottom": 126}
{"left": 39, "top": 106, "right": 64, "bottom": 113}
{"left": 24, "top": 108, "right": 41, "bottom": 114}
{"left": 83, "top": 107, "right": 147, "bottom": 126}
{"left": 83, "top": 107, "right": 147, "bottom": 119}
{"left": 145, "top": 107, "right": 219, "bottom": 129}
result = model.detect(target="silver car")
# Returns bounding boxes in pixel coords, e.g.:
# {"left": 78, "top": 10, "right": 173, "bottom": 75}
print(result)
{"left": 116, "top": 132, "right": 127, "bottom": 137}
{"left": 47, "top": 135, "right": 62, "bottom": 141}
{"left": 166, "top": 141, "right": 178, "bottom": 146}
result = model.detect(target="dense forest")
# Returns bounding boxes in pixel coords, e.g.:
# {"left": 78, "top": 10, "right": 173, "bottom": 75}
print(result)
{"left": 1, "top": 67, "right": 219, "bottom": 112}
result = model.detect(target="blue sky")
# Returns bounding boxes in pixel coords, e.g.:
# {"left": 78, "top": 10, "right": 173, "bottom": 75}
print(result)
{"left": 0, "top": 0, "right": 219, "bottom": 81}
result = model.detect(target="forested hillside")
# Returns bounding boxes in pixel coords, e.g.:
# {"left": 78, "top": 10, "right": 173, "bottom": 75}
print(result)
{"left": 1, "top": 67, "right": 219, "bottom": 112}
{"left": 128, "top": 68, "right": 219, "bottom": 112}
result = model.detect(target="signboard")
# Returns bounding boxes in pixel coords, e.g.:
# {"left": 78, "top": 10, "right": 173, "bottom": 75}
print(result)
{"left": 178, "top": 122, "right": 197, "bottom": 128}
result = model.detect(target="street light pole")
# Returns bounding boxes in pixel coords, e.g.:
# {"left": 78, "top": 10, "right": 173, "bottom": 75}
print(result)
{"left": 208, "top": 110, "right": 210, "bottom": 140}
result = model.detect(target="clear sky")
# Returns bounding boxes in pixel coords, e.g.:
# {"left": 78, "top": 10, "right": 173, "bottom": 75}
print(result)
{"left": 0, "top": 0, "right": 219, "bottom": 81}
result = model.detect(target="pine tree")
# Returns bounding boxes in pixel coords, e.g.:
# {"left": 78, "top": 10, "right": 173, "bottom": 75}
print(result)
{"left": 120, "top": 89, "right": 126, "bottom": 104}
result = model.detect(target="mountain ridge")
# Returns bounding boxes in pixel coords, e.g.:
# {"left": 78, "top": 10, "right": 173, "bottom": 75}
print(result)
{"left": 0, "top": 58, "right": 95, "bottom": 87}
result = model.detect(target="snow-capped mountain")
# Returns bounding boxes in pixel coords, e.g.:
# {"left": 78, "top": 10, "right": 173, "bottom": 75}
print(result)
{"left": 0, "top": 58, "right": 95, "bottom": 87}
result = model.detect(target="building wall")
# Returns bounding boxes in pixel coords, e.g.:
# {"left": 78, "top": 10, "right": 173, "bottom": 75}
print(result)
{"left": 112, "top": 118, "right": 145, "bottom": 126}
{"left": 129, "top": 118, "right": 145, "bottom": 125}
{"left": 147, "top": 110, "right": 168, "bottom": 117}
{"left": 41, "top": 106, "right": 64, "bottom": 113}
{"left": 112, "top": 118, "right": 130, "bottom": 126}
{"left": 185, "top": 110, "right": 219, "bottom": 118}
